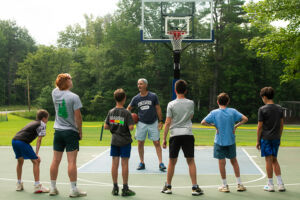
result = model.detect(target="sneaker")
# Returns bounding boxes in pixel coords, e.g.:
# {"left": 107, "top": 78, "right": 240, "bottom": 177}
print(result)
{"left": 218, "top": 185, "right": 230, "bottom": 193}
{"left": 192, "top": 185, "right": 204, "bottom": 196}
{"left": 161, "top": 184, "right": 172, "bottom": 194}
{"left": 69, "top": 188, "right": 87, "bottom": 197}
{"left": 34, "top": 184, "right": 50, "bottom": 193}
{"left": 159, "top": 163, "right": 166, "bottom": 172}
{"left": 121, "top": 188, "right": 136, "bottom": 196}
{"left": 264, "top": 184, "right": 275, "bottom": 192}
{"left": 237, "top": 184, "right": 246, "bottom": 192}
{"left": 278, "top": 184, "right": 286, "bottom": 192}
{"left": 16, "top": 182, "right": 24, "bottom": 191}
{"left": 112, "top": 186, "right": 119, "bottom": 196}
{"left": 137, "top": 162, "right": 145, "bottom": 170}
{"left": 49, "top": 187, "right": 59, "bottom": 196}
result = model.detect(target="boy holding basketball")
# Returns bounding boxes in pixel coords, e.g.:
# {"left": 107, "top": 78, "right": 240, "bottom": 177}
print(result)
{"left": 104, "top": 88, "right": 135, "bottom": 196}
{"left": 201, "top": 93, "right": 248, "bottom": 192}
{"left": 162, "top": 80, "right": 203, "bottom": 196}
{"left": 12, "top": 109, "right": 50, "bottom": 193}
{"left": 257, "top": 87, "right": 285, "bottom": 192}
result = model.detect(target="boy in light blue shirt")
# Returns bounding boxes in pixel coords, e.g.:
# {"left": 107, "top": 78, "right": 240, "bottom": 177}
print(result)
{"left": 201, "top": 93, "right": 248, "bottom": 192}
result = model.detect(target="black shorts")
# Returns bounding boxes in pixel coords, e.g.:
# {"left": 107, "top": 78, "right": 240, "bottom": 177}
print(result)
{"left": 53, "top": 130, "right": 80, "bottom": 152}
{"left": 169, "top": 135, "right": 194, "bottom": 158}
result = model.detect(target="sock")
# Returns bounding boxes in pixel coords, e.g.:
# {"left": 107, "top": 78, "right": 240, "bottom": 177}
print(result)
{"left": 236, "top": 177, "right": 242, "bottom": 185}
{"left": 192, "top": 184, "right": 198, "bottom": 189}
{"left": 165, "top": 182, "right": 171, "bottom": 187}
{"left": 123, "top": 184, "right": 128, "bottom": 190}
{"left": 34, "top": 181, "right": 40, "bottom": 186}
{"left": 71, "top": 181, "right": 77, "bottom": 190}
{"left": 113, "top": 183, "right": 118, "bottom": 188}
{"left": 17, "top": 180, "right": 22, "bottom": 184}
{"left": 268, "top": 178, "right": 274, "bottom": 185}
{"left": 277, "top": 176, "right": 283, "bottom": 185}
{"left": 222, "top": 179, "right": 227, "bottom": 186}
{"left": 51, "top": 180, "right": 56, "bottom": 189}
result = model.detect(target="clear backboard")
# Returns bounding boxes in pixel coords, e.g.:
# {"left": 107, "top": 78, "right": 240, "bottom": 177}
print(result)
{"left": 141, "top": 0, "right": 214, "bottom": 43}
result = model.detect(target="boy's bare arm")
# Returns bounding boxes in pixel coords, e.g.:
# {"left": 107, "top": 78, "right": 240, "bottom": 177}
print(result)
{"left": 74, "top": 109, "right": 82, "bottom": 140}
{"left": 35, "top": 136, "right": 43, "bottom": 160}
{"left": 256, "top": 121, "right": 263, "bottom": 150}
{"left": 129, "top": 125, "right": 134, "bottom": 131}
{"left": 163, "top": 117, "right": 172, "bottom": 149}
{"left": 104, "top": 123, "right": 110, "bottom": 129}
{"left": 234, "top": 115, "right": 248, "bottom": 133}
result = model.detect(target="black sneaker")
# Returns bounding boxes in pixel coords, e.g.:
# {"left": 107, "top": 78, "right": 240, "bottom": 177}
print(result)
{"left": 192, "top": 185, "right": 204, "bottom": 196}
{"left": 121, "top": 188, "right": 136, "bottom": 196}
{"left": 159, "top": 163, "right": 166, "bottom": 172}
{"left": 137, "top": 162, "right": 145, "bottom": 170}
{"left": 161, "top": 184, "right": 172, "bottom": 194}
{"left": 112, "top": 186, "right": 119, "bottom": 196}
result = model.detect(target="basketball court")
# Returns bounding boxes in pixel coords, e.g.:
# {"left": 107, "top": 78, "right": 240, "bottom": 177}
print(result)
{"left": 1, "top": 146, "right": 300, "bottom": 200}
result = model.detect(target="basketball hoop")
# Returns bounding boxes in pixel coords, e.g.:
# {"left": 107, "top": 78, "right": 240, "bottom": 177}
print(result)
{"left": 167, "top": 30, "right": 187, "bottom": 51}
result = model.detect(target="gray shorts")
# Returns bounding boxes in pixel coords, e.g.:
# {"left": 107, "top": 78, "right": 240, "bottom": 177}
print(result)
{"left": 135, "top": 120, "right": 160, "bottom": 141}
{"left": 214, "top": 143, "right": 236, "bottom": 159}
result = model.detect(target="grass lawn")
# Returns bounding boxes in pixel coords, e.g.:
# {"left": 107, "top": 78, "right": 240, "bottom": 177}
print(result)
{"left": 0, "top": 114, "right": 299, "bottom": 146}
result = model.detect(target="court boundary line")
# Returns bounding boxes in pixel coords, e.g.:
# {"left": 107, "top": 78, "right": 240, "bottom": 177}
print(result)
{"left": 77, "top": 148, "right": 110, "bottom": 171}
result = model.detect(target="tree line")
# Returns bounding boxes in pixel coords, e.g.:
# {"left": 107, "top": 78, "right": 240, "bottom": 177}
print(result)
{"left": 0, "top": 0, "right": 299, "bottom": 122}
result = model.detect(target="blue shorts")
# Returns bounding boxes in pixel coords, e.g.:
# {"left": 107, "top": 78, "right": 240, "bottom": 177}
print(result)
{"left": 12, "top": 140, "right": 38, "bottom": 160}
{"left": 110, "top": 143, "right": 131, "bottom": 158}
{"left": 135, "top": 120, "right": 160, "bottom": 141}
{"left": 260, "top": 139, "right": 280, "bottom": 157}
{"left": 214, "top": 143, "right": 236, "bottom": 159}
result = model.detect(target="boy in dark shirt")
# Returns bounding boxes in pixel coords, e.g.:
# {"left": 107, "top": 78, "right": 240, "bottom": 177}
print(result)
{"left": 12, "top": 109, "right": 49, "bottom": 193}
{"left": 256, "top": 87, "right": 285, "bottom": 192}
{"left": 105, "top": 89, "right": 135, "bottom": 196}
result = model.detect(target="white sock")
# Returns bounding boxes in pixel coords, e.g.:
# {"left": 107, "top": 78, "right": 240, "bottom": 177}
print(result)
{"left": 34, "top": 181, "right": 40, "bottom": 186}
{"left": 71, "top": 182, "right": 77, "bottom": 190}
{"left": 277, "top": 176, "right": 283, "bottom": 185}
{"left": 236, "top": 177, "right": 242, "bottom": 185}
{"left": 222, "top": 179, "right": 227, "bottom": 186}
{"left": 268, "top": 178, "right": 274, "bottom": 185}
{"left": 17, "top": 180, "right": 22, "bottom": 184}
{"left": 51, "top": 180, "right": 56, "bottom": 189}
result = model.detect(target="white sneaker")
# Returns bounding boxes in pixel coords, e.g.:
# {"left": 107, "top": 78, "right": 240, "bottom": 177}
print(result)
{"left": 69, "top": 188, "right": 87, "bottom": 197}
{"left": 49, "top": 187, "right": 59, "bottom": 196}
{"left": 218, "top": 185, "right": 230, "bottom": 192}
{"left": 34, "top": 184, "right": 50, "bottom": 193}
{"left": 278, "top": 184, "right": 286, "bottom": 192}
{"left": 237, "top": 184, "right": 246, "bottom": 191}
{"left": 264, "top": 184, "right": 275, "bottom": 192}
{"left": 16, "top": 182, "right": 24, "bottom": 191}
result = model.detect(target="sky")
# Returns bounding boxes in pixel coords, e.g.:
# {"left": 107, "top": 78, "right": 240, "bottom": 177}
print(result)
{"left": 0, "top": 0, "right": 119, "bottom": 45}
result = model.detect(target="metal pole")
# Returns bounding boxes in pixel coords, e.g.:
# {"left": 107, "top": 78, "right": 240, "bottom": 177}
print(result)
{"left": 172, "top": 50, "right": 181, "bottom": 100}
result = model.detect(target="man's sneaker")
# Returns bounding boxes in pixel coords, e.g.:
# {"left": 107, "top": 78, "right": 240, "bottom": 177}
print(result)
{"left": 121, "top": 188, "right": 136, "bottom": 196}
{"left": 34, "top": 184, "right": 50, "bottom": 193}
{"left": 69, "top": 188, "right": 87, "bottom": 197}
{"left": 49, "top": 187, "right": 59, "bottom": 196}
{"left": 161, "top": 184, "right": 172, "bottom": 194}
{"left": 16, "top": 182, "right": 24, "bottom": 191}
{"left": 112, "top": 186, "right": 119, "bottom": 196}
{"left": 159, "top": 163, "right": 166, "bottom": 172}
{"left": 218, "top": 185, "right": 230, "bottom": 192}
{"left": 264, "top": 184, "right": 275, "bottom": 192}
{"left": 192, "top": 185, "right": 204, "bottom": 196}
{"left": 278, "top": 184, "right": 286, "bottom": 192}
{"left": 237, "top": 184, "right": 247, "bottom": 192}
{"left": 137, "top": 162, "right": 145, "bottom": 170}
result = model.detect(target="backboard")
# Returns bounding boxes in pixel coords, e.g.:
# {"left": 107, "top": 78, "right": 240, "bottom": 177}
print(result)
{"left": 141, "top": 0, "right": 214, "bottom": 43}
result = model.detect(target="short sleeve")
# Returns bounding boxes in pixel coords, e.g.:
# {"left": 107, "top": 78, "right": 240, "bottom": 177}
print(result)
{"left": 258, "top": 108, "right": 263, "bottom": 122}
{"left": 233, "top": 109, "right": 243, "bottom": 122}
{"left": 152, "top": 93, "right": 159, "bottom": 105}
{"left": 73, "top": 95, "right": 83, "bottom": 111}
{"left": 203, "top": 112, "right": 214, "bottom": 124}
{"left": 129, "top": 96, "right": 137, "bottom": 107}
{"left": 126, "top": 111, "right": 134, "bottom": 126}
{"left": 105, "top": 112, "right": 110, "bottom": 125}
{"left": 36, "top": 123, "right": 46, "bottom": 137}
{"left": 166, "top": 103, "right": 173, "bottom": 118}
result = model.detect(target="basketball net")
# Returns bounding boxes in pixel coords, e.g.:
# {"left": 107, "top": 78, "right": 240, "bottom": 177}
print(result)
{"left": 168, "top": 30, "right": 187, "bottom": 51}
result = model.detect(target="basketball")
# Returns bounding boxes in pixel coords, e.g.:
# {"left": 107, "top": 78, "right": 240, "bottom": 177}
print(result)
{"left": 131, "top": 113, "right": 139, "bottom": 124}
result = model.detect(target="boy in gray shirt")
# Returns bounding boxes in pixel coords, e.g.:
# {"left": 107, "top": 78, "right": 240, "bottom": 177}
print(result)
{"left": 162, "top": 80, "right": 203, "bottom": 196}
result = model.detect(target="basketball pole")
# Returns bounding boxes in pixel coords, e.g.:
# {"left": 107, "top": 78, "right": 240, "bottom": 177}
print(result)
{"left": 172, "top": 50, "right": 181, "bottom": 100}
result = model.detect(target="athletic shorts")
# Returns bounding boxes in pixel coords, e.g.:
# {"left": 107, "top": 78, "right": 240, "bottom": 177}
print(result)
{"left": 169, "top": 135, "right": 194, "bottom": 158}
{"left": 214, "top": 143, "right": 236, "bottom": 159}
{"left": 260, "top": 139, "right": 280, "bottom": 157}
{"left": 110, "top": 143, "right": 131, "bottom": 158}
{"left": 135, "top": 120, "right": 160, "bottom": 141}
{"left": 12, "top": 139, "right": 38, "bottom": 160}
{"left": 53, "top": 130, "right": 79, "bottom": 152}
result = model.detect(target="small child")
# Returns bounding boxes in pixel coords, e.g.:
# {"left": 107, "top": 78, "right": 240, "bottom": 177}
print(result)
{"left": 104, "top": 89, "right": 135, "bottom": 196}
{"left": 201, "top": 93, "right": 248, "bottom": 192}
{"left": 12, "top": 109, "right": 50, "bottom": 193}
{"left": 256, "top": 87, "right": 285, "bottom": 192}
